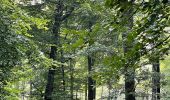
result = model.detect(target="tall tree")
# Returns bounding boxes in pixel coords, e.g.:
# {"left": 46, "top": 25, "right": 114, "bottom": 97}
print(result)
{"left": 44, "top": 0, "right": 74, "bottom": 99}
{"left": 44, "top": 0, "right": 63, "bottom": 99}
{"left": 87, "top": 22, "right": 96, "bottom": 100}
{"left": 122, "top": 1, "right": 135, "bottom": 100}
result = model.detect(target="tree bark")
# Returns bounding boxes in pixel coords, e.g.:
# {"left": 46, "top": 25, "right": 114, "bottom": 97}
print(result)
{"left": 125, "top": 68, "right": 135, "bottom": 100}
{"left": 29, "top": 80, "right": 32, "bottom": 99}
{"left": 44, "top": 1, "right": 74, "bottom": 99}
{"left": 44, "top": 68, "right": 56, "bottom": 100}
{"left": 70, "top": 59, "right": 74, "bottom": 100}
{"left": 122, "top": 1, "right": 135, "bottom": 100}
{"left": 87, "top": 21, "right": 96, "bottom": 100}
{"left": 85, "top": 78, "right": 87, "bottom": 100}
{"left": 152, "top": 60, "right": 160, "bottom": 100}
{"left": 88, "top": 55, "right": 96, "bottom": 100}
{"left": 44, "top": 1, "right": 63, "bottom": 100}
{"left": 61, "top": 50, "right": 65, "bottom": 92}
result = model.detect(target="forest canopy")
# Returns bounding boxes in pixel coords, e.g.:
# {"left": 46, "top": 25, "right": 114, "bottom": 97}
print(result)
{"left": 0, "top": 0, "right": 170, "bottom": 100}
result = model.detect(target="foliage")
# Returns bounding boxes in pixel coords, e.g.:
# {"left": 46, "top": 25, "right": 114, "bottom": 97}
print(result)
{"left": 1, "top": 0, "right": 170, "bottom": 99}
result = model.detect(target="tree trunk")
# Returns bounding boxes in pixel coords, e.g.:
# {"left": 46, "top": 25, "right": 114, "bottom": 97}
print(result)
{"left": 108, "top": 87, "right": 110, "bottom": 100}
{"left": 70, "top": 59, "right": 74, "bottom": 100}
{"left": 85, "top": 79, "right": 87, "bottom": 100}
{"left": 87, "top": 21, "right": 96, "bottom": 100}
{"left": 122, "top": 1, "right": 135, "bottom": 100}
{"left": 125, "top": 68, "right": 135, "bottom": 100}
{"left": 29, "top": 80, "right": 32, "bottom": 99}
{"left": 152, "top": 0, "right": 161, "bottom": 99}
{"left": 44, "top": 1, "right": 63, "bottom": 100}
{"left": 44, "top": 68, "right": 56, "bottom": 100}
{"left": 61, "top": 50, "right": 65, "bottom": 92}
{"left": 88, "top": 55, "right": 96, "bottom": 100}
{"left": 152, "top": 60, "right": 160, "bottom": 100}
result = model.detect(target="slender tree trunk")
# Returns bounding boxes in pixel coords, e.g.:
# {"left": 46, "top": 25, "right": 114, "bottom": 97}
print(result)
{"left": 122, "top": 1, "right": 135, "bottom": 100}
{"left": 152, "top": 0, "right": 161, "bottom": 99}
{"left": 107, "top": 80, "right": 112, "bottom": 100}
{"left": 85, "top": 78, "right": 87, "bottom": 100}
{"left": 152, "top": 60, "right": 160, "bottom": 100}
{"left": 87, "top": 21, "right": 96, "bottom": 100}
{"left": 44, "top": 1, "right": 63, "bottom": 100}
{"left": 61, "top": 50, "right": 65, "bottom": 91}
{"left": 88, "top": 55, "right": 96, "bottom": 100}
{"left": 70, "top": 59, "right": 74, "bottom": 100}
{"left": 101, "top": 86, "right": 103, "bottom": 100}
{"left": 21, "top": 81, "right": 25, "bottom": 100}
{"left": 108, "top": 88, "right": 110, "bottom": 100}
{"left": 29, "top": 81, "right": 32, "bottom": 99}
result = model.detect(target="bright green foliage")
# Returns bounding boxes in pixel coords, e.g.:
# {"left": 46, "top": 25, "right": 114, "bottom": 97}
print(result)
{"left": 0, "top": 0, "right": 49, "bottom": 99}
{"left": 1, "top": 0, "right": 170, "bottom": 99}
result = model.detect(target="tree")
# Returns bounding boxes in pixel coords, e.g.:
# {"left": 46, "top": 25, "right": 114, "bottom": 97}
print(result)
{"left": 1, "top": 0, "right": 170, "bottom": 99}
{"left": 105, "top": 0, "right": 170, "bottom": 100}
{"left": 0, "top": 0, "right": 48, "bottom": 99}
{"left": 122, "top": 1, "right": 136, "bottom": 100}
{"left": 44, "top": 0, "right": 74, "bottom": 99}
{"left": 44, "top": 0, "right": 64, "bottom": 99}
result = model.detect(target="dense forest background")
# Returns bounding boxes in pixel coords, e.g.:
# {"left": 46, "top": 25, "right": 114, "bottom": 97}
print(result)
{"left": 0, "top": 0, "right": 170, "bottom": 100}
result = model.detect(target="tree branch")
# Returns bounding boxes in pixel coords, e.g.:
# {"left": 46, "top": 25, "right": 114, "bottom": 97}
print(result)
{"left": 61, "top": 7, "right": 74, "bottom": 21}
